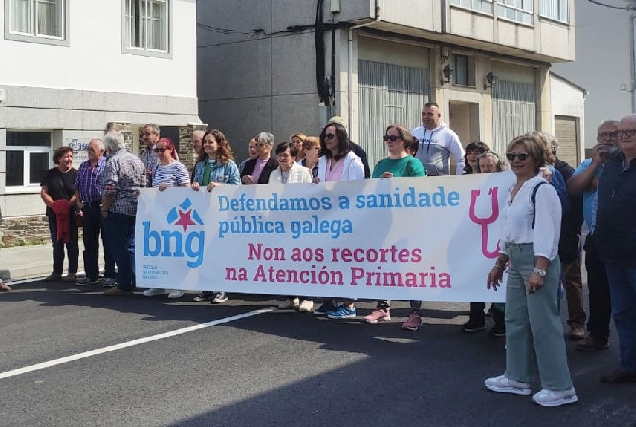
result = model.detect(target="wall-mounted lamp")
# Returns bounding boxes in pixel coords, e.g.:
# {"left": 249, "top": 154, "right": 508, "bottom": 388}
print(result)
{"left": 484, "top": 71, "right": 497, "bottom": 89}
{"left": 440, "top": 46, "right": 450, "bottom": 63}
{"left": 442, "top": 65, "right": 453, "bottom": 85}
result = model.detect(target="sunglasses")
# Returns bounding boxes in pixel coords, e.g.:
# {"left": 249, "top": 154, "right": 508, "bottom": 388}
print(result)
{"left": 325, "top": 133, "right": 336, "bottom": 140}
{"left": 383, "top": 135, "right": 401, "bottom": 142}
{"left": 154, "top": 148, "right": 168, "bottom": 153}
{"left": 506, "top": 152, "right": 530, "bottom": 162}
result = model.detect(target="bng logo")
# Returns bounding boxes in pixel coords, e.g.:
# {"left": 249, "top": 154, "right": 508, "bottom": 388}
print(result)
{"left": 143, "top": 198, "right": 205, "bottom": 268}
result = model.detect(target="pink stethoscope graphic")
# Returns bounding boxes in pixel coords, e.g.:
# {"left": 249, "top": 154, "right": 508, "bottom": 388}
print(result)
{"left": 469, "top": 187, "right": 500, "bottom": 259}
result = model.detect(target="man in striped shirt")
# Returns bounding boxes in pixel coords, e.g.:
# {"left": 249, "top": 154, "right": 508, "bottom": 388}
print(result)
{"left": 74, "top": 138, "right": 116, "bottom": 286}
{"left": 140, "top": 124, "right": 160, "bottom": 187}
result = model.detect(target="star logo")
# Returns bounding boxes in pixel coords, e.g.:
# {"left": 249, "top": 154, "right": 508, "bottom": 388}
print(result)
{"left": 175, "top": 209, "right": 196, "bottom": 232}
{"left": 166, "top": 198, "right": 204, "bottom": 232}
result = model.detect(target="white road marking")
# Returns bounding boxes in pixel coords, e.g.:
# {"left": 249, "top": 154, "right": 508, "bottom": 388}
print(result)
{"left": 0, "top": 307, "right": 275, "bottom": 380}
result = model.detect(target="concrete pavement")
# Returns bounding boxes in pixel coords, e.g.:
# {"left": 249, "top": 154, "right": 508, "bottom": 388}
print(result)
{"left": 0, "top": 241, "right": 103, "bottom": 282}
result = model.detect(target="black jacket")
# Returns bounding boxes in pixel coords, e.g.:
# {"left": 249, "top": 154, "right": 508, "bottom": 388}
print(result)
{"left": 595, "top": 155, "right": 636, "bottom": 267}
{"left": 350, "top": 142, "right": 371, "bottom": 179}
{"left": 555, "top": 158, "right": 583, "bottom": 263}
{"left": 240, "top": 157, "right": 278, "bottom": 184}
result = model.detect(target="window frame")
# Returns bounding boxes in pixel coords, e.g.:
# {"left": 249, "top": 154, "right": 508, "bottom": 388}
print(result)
{"left": 449, "top": 0, "right": 494, "bottom": 16}
{"left": 4, "top": 0, "right": 69, "bottom": 46}
{"left": 122, "top": 0, "right": 173, "bottom": 59}
{"left": 538, "top": 0, "right": 568, "bottom": 24}
{"left": 496, "top": 0, "right": 534, "bottom": 26}
{"left": 452, "top": 53, "right": 476, "bottom": 88}
{"left": 5, "top": 131, "right": 53, "bottom": 194}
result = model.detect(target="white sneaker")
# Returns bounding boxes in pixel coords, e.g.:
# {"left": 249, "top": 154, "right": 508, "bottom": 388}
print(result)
{"left": 484, "top": 374, "right": 532, "bottom": 395}
{"left": 167, "top": 289, "right": 184, "bottom": 299}
{"left": 532, "top": 387, "right": 578, "bottom": 407}
{"left": 278, "top": 298, "right": 300, "bottom": 309}
{"left": 298, "top": 300, "right": 314, "bottom": 312}
{"left": 212, "top": 292, "right": 228, "bottom": 303}
{"left": 143, "top": 288, "right": 168, "bottom": 297}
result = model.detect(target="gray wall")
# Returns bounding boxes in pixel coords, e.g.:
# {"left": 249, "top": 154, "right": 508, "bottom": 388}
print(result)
{"left": 198, "top": 0, "right": 339, "bottom": 160}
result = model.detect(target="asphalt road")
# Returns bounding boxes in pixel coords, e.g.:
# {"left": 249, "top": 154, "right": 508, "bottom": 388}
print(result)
{"left": 1, "top": 280, "right": 634, "bottom": 427}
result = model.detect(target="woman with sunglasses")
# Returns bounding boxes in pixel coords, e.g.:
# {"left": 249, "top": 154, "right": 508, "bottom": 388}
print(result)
{"left": 190, "top": 129, "right": 241, "bottom": 303}
{"left": 363, "top": 125, "right": 426, "bottom": 326}
{"left": 143, "top": 137, "right": 191, "bottom": 300}
{"left": 313, "top": 122, "right": 365, "bottom": 319}
{"left": 464, "top": 141, "right": 490, "bottom": 174}
{"left": 485, "top": 133, "right": 577, "bottom": 407}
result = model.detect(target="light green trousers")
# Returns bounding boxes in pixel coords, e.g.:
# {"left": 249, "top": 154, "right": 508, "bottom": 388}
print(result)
{"left": 504, "top": 243, "right": 573, "bottom": 391}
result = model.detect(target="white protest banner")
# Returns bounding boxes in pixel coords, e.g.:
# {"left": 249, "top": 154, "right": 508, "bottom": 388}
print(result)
{"left": 134, "top": 172, "right": 516, "bottom": 302}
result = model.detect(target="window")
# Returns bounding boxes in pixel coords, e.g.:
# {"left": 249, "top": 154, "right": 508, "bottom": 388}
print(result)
{"left": 450, "top": 0, "right": 494, "bottom": 14}
{"left": 6, "top": 132, "right": 51, "bottom": 190}
{"left": 453, "top": 54, "right": 475, "bottom": 87}
{"left": 124, "top": 0, "right": 170, "bottom": 55}
{"left": 6, "top": 0, "right": 67, "bottom": 43}
{"left": 539, "top": 0, "right": 568, "bottom": 23}
{"left": 497, "top": 0, "right": 533, "bottom": 25}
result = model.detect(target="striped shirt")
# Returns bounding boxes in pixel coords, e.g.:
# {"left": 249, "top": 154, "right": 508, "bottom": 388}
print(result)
{"left": 152, "top": 161, "right": 190, "bottom": 188}
{"left": 139, "top": 147, "right": 159, "bottom": 187}
{"left": 102, "top": 149, "right": 146, "bottom": 216}
{"left": 74, "top": 157, "right": 106, "bottom": 203}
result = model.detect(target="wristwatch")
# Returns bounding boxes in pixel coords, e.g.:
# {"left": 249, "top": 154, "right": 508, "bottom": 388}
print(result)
{"left": 533, "top": 267, "right": 547, "bottom": 277}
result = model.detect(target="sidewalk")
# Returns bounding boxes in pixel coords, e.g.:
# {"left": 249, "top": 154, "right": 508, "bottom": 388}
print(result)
{"left": 0, "top": 241, "right": 103, "bottom": 282}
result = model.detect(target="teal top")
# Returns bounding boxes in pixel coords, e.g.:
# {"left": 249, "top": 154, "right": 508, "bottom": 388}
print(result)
{"left": 372, "top": 155, "right": 426, "bottom": 178}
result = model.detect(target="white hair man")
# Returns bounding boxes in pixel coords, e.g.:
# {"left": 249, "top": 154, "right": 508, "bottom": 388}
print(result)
{"left": 593, "top": 114, "right": 636, "bottom": 383}
{"left": 101, "top": 131, "right": 146, "bottom": 296}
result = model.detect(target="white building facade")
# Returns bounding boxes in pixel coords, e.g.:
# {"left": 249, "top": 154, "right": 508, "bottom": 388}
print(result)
{"left": 0, "top": 0, "right": 201, "bottom": 242}
{"left": 198, "top": 0, "right": 575, "bottom": 168}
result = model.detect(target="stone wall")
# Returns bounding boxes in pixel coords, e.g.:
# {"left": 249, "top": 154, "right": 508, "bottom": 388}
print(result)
{"left": 178, "top": 124, "right": 207, "bottom": 174}
{"left": 0, "top": 215, "right": 50, "bottom": 247}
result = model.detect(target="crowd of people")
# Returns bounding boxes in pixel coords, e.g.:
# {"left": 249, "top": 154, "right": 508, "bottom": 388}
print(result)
{"left": 13, "top": 102, "right": 636, "bottom": 407}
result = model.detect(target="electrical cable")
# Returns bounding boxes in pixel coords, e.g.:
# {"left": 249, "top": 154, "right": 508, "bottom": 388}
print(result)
{"left": 584, "top": 0, "right": 632, "bottom": 10}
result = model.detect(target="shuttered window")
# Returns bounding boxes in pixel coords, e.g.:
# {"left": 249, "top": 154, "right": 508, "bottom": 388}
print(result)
{"left": 358, "top": 60, "right": 430, "bottom": 169}
{"left": 491, "top": 80, "right": 536, "bottom": 155}
{"left": 554, "top": 116, "right": 579, "bottom": 167}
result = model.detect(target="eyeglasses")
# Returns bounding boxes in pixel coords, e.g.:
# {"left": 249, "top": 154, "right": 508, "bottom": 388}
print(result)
{"left": 468, "top": 148, "right": 488, "bottom": 155}
{"left": 598, "top": 131, "right": 618, "bottom": 139}
{"left": 154, "top": 148, "right": 167, "bottom": 153}
{"left": 325, "top": 133, "right": 336, "bottom": 140}
{"left": 506, "top": 152, "right": 530, "bottom": 161}
{"left": 383, "top": 135, "right": 401, "bottom": 142}
{"left": 617, "top": 129, "right": 636, "bottom": 138}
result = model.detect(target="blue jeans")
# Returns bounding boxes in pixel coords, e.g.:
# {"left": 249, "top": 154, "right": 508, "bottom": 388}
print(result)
{"left": 82, "top": 205, "right": 116, "bottom": 281}
{"left": 103, "top": 212, "right": 136, "bottom": 291}
{"left": 48, "top": 213, "right": 79, "bottom": 275}
{"left": 605, "top": 264, "right": 636, "bottom": 373}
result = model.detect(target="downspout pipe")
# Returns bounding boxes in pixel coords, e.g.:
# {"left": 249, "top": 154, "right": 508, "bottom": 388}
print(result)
{"left": 347, "top": 0, "right": 381, "bottom": 134}
{"left": 631, "top": 13, "right": 636, "bottom": 114}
